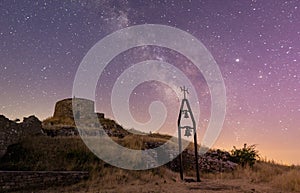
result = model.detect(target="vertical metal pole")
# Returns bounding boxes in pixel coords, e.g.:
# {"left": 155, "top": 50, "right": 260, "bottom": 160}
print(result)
{"left": 177, "top": 111, "right": 183, "bottom": 181}
{"left": 193, "top": 129, "right": 200, "bottom": 182}
{"left": 185, "top": 98, "right": 201, "bottom": 182}
{"left": 178, "top": 127, "right": 183, "bottom": 181}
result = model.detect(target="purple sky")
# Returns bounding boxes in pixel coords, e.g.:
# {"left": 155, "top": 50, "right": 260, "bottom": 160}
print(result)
{"left": 0, "top": 0, "right": 299, "bottom": 164}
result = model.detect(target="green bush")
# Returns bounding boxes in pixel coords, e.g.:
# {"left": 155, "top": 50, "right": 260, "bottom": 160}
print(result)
{"left": 230, "top": 144, "right": 259, "bottom": 167}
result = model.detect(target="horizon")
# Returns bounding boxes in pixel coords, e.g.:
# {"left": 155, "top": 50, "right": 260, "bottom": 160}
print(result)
{"left": 1, "top": 1, "right": 299, "bottom": 166}
{"left": 1, "top": 108, "right": 299, "bottom": 166}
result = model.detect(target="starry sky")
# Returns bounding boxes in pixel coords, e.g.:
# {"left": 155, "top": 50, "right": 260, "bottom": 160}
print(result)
{"left": 0, "top": 0, "right": 299, "bottom": 165}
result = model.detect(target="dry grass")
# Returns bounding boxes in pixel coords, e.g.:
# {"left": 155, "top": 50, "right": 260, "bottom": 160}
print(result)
{"left": 2, "top": 135, "right": 300, "bottom": 192}
{"left": 26, "top": 163, "right": 300, "bottom": 193}
{"left": 32, "top": 167, "right": 179, "bottom": 193}
{"left": 272, "top": 167, "right": 300, "bottom": 191}
{"left": 43, "top": 116, "right": 75, "bottom": 128}
{"left": 0, "top": 136, "right": 101, "bottom": 171}
{"left": 202, "top": 160, "right": 300, "bottom": 192}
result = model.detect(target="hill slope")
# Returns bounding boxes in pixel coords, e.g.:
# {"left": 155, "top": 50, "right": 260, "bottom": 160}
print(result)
{"left": 0, "top": 114, "right": 299, "bottom": 192}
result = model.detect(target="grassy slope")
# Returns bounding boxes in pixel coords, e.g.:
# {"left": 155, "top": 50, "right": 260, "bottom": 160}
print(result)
{"left": 2, "top": 109, "right": 300, "bottom": 192}
{"left": 1, "top": 135, "right": 299, "bottom": 192}
{"left": 0, "top": 134, "right": 168, "bottom": 170}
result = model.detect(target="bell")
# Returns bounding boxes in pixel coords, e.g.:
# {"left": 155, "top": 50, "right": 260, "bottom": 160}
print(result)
{"left": 184, "top": 127, "right": 192, "bottom": 137}
{"left": 183, "top": 110, "right": 189, "bottom": 118}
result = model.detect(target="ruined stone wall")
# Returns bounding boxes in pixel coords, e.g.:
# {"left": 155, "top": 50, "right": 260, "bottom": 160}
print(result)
{"left": 0, "top": 171, "right": 88, "bottom": 192}
{"left": 0, "top": 115, "right": 43, "bottom": 158}
{"left": 0, "top": 116, "right": 19, "bottom": 157}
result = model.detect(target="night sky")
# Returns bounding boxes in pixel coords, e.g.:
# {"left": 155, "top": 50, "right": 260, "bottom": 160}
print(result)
{"left": 0, "top": 0, "right": 299, "bottom": 165}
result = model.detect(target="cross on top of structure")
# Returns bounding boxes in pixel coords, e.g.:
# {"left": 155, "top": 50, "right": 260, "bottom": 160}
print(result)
{"left": 180, "top": 86, "right": 189, "bottom": 99}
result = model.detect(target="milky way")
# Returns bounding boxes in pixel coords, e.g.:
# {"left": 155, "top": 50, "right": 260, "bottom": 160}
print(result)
{"left": 0, "top": 0, "right": 299, "bottom": 164}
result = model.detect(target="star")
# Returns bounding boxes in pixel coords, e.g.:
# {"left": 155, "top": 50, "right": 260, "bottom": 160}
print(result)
{"left": 0, "top": 0, "right": 298, "bottom": 165}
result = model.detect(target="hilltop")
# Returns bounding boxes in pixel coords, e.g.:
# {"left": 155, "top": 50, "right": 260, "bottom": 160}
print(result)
{"left": 0, "top": 98, "right": 299, "bottom": 192}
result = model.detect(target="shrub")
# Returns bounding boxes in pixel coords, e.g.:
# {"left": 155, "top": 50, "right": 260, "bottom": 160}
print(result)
{"left": 230, "top": 144, "right": 259, "bottom": 167}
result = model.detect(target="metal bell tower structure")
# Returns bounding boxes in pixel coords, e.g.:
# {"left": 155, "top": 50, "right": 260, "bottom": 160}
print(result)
{"left": 177, "top": 86, "right": 200, "bottom": 182}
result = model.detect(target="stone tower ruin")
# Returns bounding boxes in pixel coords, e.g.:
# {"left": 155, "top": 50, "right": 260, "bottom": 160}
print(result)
{"left": 53, "top": 97, "right": 95, "bottom": 119}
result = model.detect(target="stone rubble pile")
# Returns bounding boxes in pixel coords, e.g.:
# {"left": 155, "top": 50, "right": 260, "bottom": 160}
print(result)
{"left": 198, "top": 150, "right": 237, "bottom": 172}
{"left": 0, "top": 115, "right": 43, "bottom": 157}
{"left": 145, "top": 141, "right": 237, "bottom": 173}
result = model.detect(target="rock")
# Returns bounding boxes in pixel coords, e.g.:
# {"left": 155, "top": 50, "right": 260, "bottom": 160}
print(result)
{"left": 198, "top": 149, "right": 237, "bottom": 173}
{"left": 0, "top": 115, "right": 20, "bottom": 157}
{"left": 161, "top": 148, "right": 238, "bottom": 173}
{"left": 42, "top": 127, "right": 79, "bottom": 137}
{"left": 20, "top": 115, "right": 43, "bottom": 136}
{"left": 0, "top": 115, "right": 44, "bottom": 158}
{"left": 97, "top": 113, "right": 105, "bottom": 119}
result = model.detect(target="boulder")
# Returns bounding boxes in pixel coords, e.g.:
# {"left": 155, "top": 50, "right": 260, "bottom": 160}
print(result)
{"left": 0, "top": 115, "right": 44, "bottom": 158}
{"left": 0, "top": 115, "right": 20, "bottom": 157}
{"left": 20, "top": 115, "right": 43, "bottom": 136}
